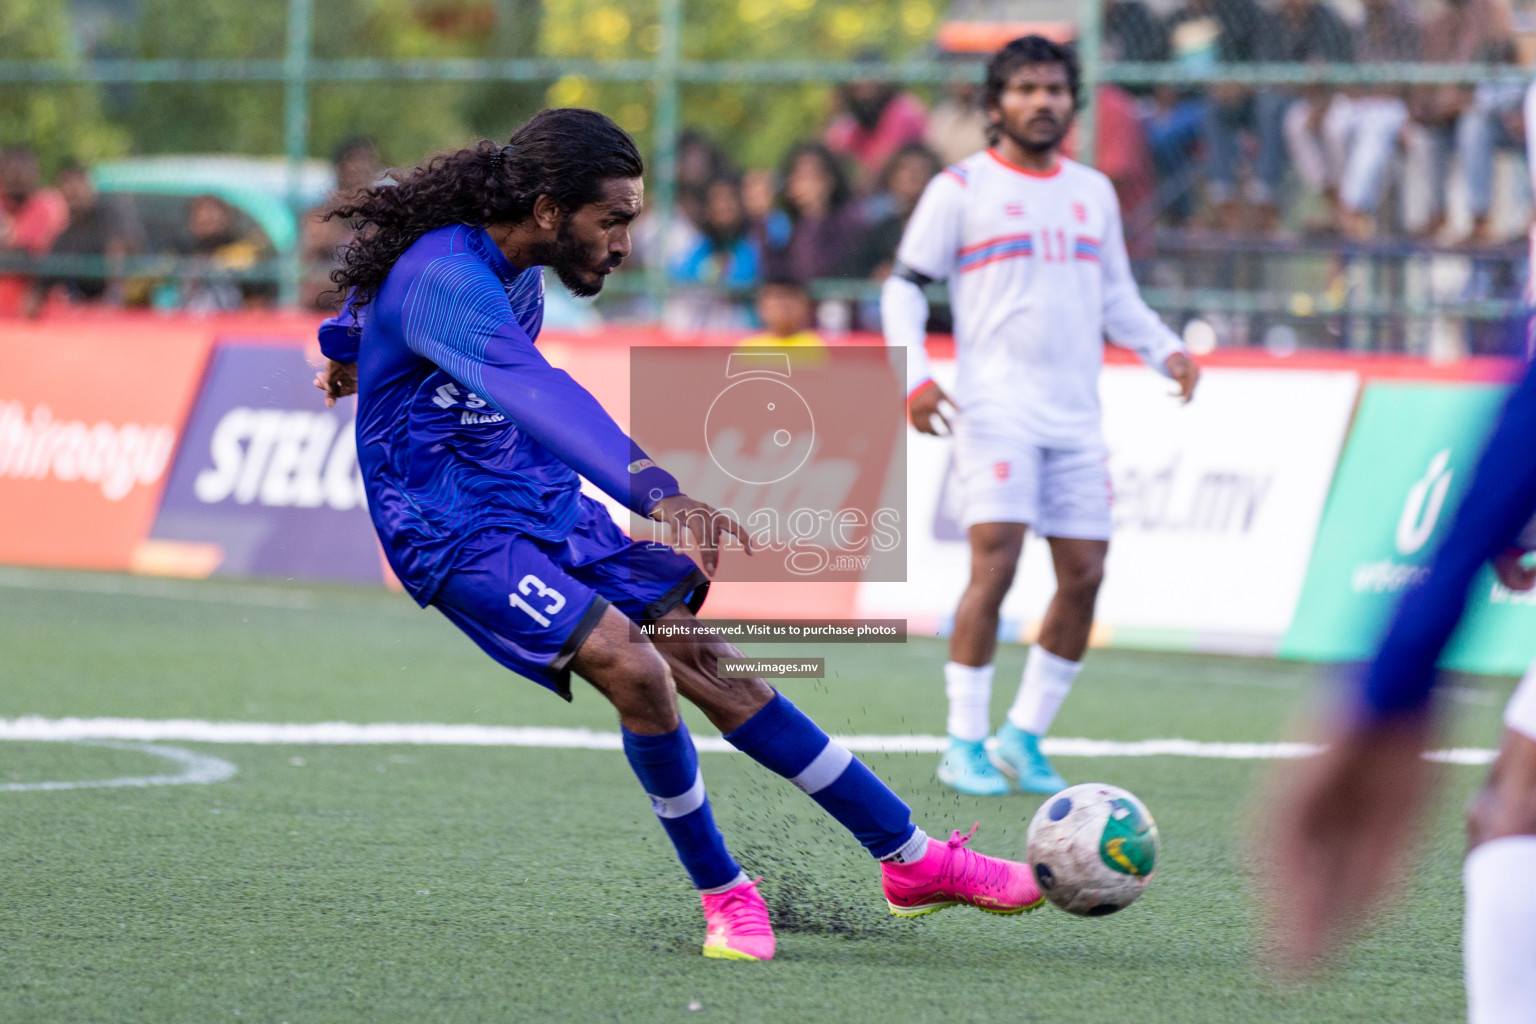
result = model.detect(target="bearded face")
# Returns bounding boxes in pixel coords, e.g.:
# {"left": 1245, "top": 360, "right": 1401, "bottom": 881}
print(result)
{"left": 535, "top": 177, "right": 641, "bottom": 298}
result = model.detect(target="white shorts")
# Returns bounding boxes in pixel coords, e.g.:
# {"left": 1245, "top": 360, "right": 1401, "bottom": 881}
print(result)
{"left": 1506, "top": 658, "right": 1536, "bottom": 742}
{"left": 953, "top": 426, "right": 1113, "bottom": 539}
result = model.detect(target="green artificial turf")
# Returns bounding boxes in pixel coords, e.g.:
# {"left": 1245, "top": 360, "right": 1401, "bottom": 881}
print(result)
{"left": 0, "top": 568, "right": 1513, "bottom": 1023}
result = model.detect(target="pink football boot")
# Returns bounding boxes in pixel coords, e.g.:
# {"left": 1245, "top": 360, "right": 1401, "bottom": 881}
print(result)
{"left": 881, "top": 824, "right": 1045, "bottom": 917}
{"left": 701, "top": 877, "right": 776, "bottom": 961}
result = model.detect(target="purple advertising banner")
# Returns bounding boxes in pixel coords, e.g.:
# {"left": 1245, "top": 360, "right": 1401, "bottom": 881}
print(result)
{"left": 149, "top": 343, "right": 385, "bottom": 584}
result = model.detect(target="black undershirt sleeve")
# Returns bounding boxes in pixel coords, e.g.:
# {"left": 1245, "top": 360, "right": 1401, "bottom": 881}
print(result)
{"left": 891, "top": 261, "right": 937, "bottom": 289}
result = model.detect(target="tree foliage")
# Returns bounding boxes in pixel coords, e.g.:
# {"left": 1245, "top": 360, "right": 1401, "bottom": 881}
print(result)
{"left": 113, "top": 0, "right": 509, "bottom": 164}
{"left": 0, "top": 0, "right": 127, "bottom": 170}
{"left": 23, "top": 0, "right": 935, "bottom": 170}
{"left": 542, "top": 0, "right": 941, "bottom": 168}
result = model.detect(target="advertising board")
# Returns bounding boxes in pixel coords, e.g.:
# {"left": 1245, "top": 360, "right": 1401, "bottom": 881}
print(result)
{"left": 858, "top": 365, "right": 1360, "bottom": 652}
{"left": 146, "top": 343, "right": 386, "bottom": 584}
{"left": 1281, "top": 381, "right": 1536, "bottom": 675}
{"left": 0, "top": 321, "right": 214, "bottom": 570}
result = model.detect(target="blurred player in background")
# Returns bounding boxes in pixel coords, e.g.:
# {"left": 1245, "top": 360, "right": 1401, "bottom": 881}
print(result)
{"left": 314, "top": 107, "right": 1047, "bottom": 963}
{"left": 881, "top": 37, "right": 1200, "bottom": 797}
{"left": 1268, "top": 361, "right": 1536, "bottom": 1024}
{"left": 1273, "top": 76, "right": 1536, "bottom": 1019}
{"left": 1525, "top": 77, "right": 1536, "bottom": 358}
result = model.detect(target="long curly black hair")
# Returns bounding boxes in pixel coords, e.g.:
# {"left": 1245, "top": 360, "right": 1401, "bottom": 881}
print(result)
{"left": 326, "top": 108, "right": 643, "bottom": 308}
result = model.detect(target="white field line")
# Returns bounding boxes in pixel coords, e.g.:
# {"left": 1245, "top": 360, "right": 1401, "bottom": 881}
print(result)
{"left": 0, "top": 740, "right": 237, "bottom": 792}
{"left": 0, "top": 717, "right": 1496, "bottom": 764}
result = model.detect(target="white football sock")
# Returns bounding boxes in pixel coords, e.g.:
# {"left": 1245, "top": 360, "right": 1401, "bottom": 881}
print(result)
{"left": 1007, "top": 645, "right": 1083, "bottom": 736}
{"left": 1465, "top": 835, "right": 1536, "bottom": 1024}
{"left": 699, "top": 871, "right": 752, "bottom": 895}
{"left": 944, "top": 662, "right": 994, "bottom": 742}
{"left": 879, "top": 828, "right": 930, "bottom": 864}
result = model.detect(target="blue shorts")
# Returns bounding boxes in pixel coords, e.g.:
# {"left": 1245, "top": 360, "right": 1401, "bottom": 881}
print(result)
{"left": 432, "top": 496, "right": 708, "bottom": 699}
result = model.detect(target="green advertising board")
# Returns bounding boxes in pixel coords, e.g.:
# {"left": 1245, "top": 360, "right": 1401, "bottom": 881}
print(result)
{"left": 1282, "top": 381, "right": 1536, "bottom": 676}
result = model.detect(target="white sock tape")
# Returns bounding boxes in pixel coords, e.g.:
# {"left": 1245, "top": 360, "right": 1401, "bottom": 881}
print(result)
{"left": 647, "top": 769, "right": 707, "bottom": 819}
{"left": 790, "top": 741, "right": 854, "bottom": 795}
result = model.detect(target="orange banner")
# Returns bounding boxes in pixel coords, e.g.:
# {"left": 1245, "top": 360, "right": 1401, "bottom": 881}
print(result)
{"left": 0, "top": 321, "right": 216, "bottom": 570}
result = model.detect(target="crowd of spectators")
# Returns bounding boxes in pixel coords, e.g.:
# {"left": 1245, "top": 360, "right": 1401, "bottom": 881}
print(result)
{"left": 301, "top": 137, "right": 381, "bottom": 311}
{"left": 7, "top": 2, "right": 1532, "bottom": 329}
{"left": 0, "top": 138, "right": 381, "bottom": 318}
{"left": 642, "top": 74, "right": 985, "bottom": 333}
{"left": 1115, "top": 0, "right": 1529, "bottom": 240}
{"left": 646, "top": 59, "right": 1154, "bottom": 332}
{"left": 43, "top": 162, "right": 141, "bottom": 310}
{"left": 0, "top": 147, "right": 69, "bottom": 317}
{"left": 646, "top": 1, "right": 1533, "bottom": 335}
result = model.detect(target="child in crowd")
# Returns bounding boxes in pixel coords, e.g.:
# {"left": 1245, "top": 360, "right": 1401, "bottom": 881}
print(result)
{"left": 740, "top": 275, "right": 824, "bottom": 347}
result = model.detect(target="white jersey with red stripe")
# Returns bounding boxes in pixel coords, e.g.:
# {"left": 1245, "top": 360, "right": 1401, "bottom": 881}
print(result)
{"left": 894, "top": 149, "right": 1184, "bottom": 449}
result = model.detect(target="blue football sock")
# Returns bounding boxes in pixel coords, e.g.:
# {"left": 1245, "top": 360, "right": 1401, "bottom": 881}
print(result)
{"left": 724, "top": 692, "right": 916, "bottom": 859}
{"left": 622, "top": 723, "right": 743, "bottom": 891}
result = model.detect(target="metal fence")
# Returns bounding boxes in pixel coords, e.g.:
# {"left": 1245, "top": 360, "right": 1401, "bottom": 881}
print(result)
{"left": 5, "top": 0, "right": 1535, "bottom": 351}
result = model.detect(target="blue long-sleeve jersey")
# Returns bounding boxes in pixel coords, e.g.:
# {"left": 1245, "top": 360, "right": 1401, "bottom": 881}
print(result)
{"left": 318, "top": 224, "right": 679, "bottom": 605}
{"left": 1361, "top": 361, "right": 1536, "bottom": 718}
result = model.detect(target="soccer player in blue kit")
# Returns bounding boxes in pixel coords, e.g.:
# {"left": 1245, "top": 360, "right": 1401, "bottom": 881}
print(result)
{"left": 1268, "top": 362, "right": 1536, "bottom": 1022}
{"left": 312, "top": 108, "right": 1044, "bottom": 961}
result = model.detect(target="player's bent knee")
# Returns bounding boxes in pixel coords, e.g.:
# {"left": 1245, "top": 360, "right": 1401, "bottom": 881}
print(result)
{"left": 726, "top": 674, "right": 776, "bottom": 709}
{"left": 694, "top": 635, "right": 744, "bottom": 668}
{"left": 680, "top": 641, "right": 775, "bottom": 724}
{"left": 572, "top": 611, "right": 679, "bottom": 728}
{"left": 613, "top": 647, "right": 675, "bottom": 708}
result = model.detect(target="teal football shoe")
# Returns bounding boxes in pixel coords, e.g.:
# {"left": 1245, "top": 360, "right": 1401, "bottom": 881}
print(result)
{"left": 990, "top": 721, "right": 1067, "bottom": 794}
{"left": 936, "top": 737, "right": 1010, "bottom": 796}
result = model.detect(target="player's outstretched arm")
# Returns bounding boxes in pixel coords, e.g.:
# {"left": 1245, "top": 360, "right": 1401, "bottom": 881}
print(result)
{"left": 475, "top": 339, "right": 679, "bottom": 515}
{"left": 649, "top": 494, "right": 752, "bottom": 577}
{"left": 401, "top": 255, "right": 680, "bottom": 517}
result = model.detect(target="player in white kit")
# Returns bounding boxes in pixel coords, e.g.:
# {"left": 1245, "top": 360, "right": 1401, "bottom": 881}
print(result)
{"left": 881, "top": 36, "right": 1200, "bottom": 795}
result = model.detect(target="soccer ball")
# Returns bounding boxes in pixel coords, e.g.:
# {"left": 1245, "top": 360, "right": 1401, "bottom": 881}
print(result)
{"left": 1025, "top": 783, "right": 1159, "bottom": 916}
